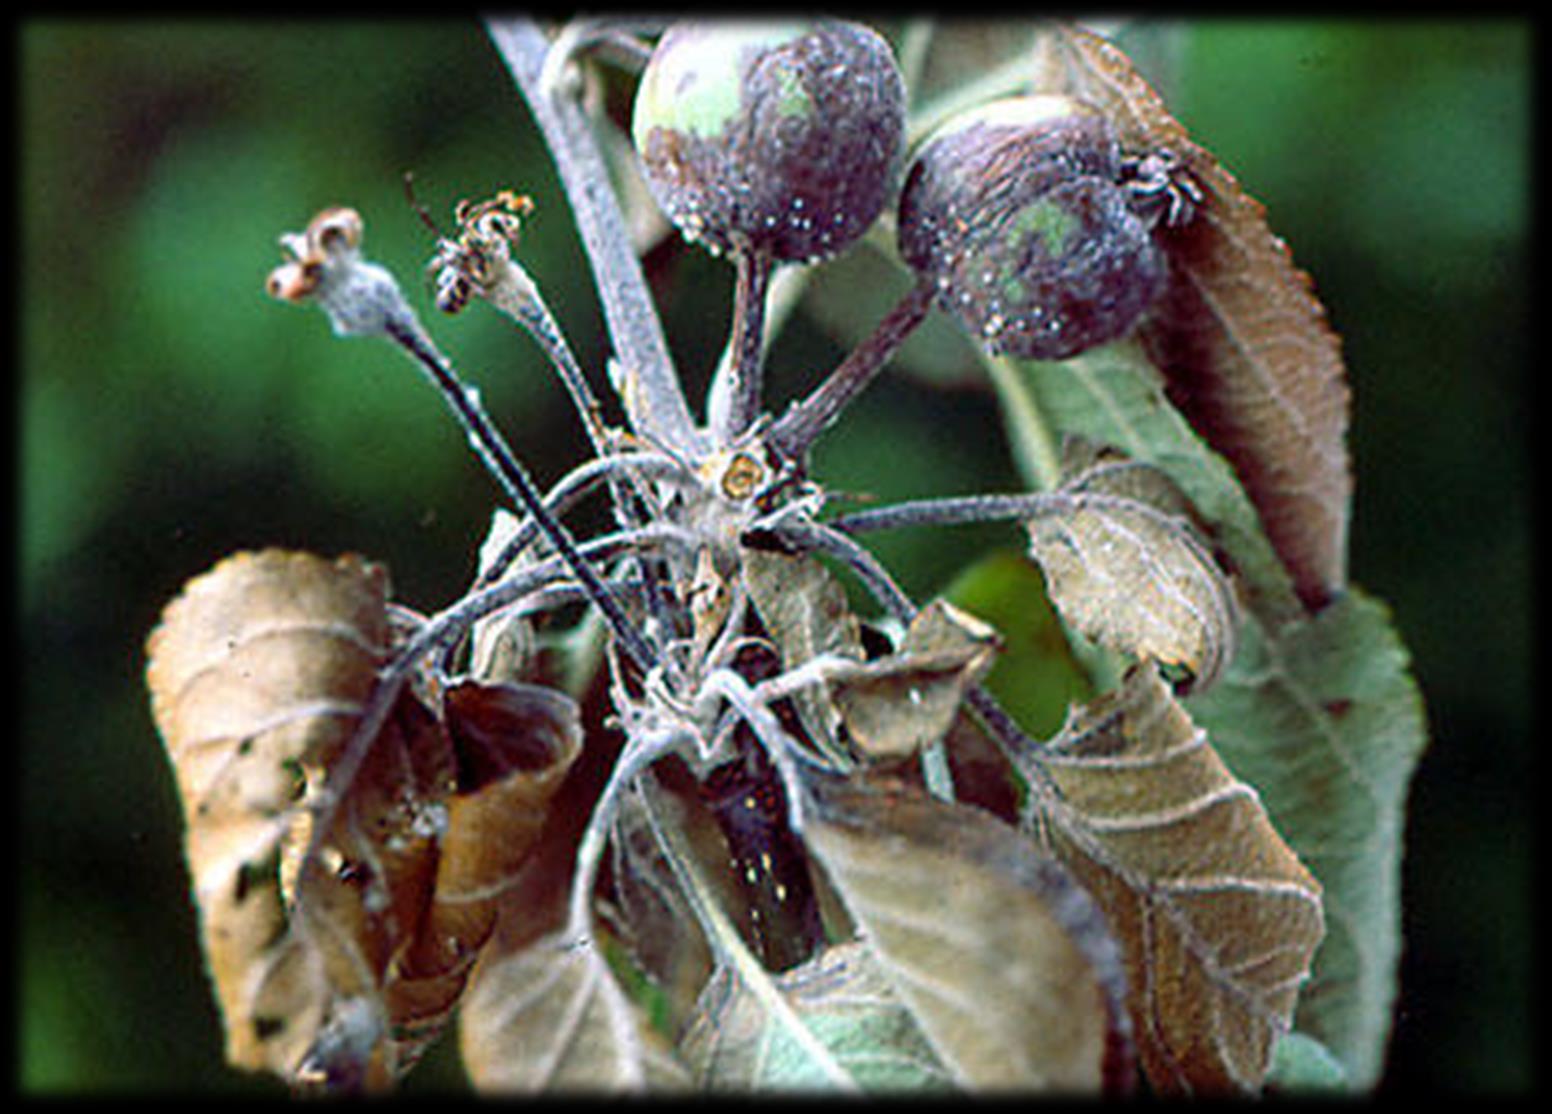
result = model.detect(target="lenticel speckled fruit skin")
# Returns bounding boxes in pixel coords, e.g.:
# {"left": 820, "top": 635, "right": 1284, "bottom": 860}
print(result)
{"left": 897, "top": 94, "right": 1167, "bottom": 361}
{"left": 632, "top": 20, "right": 906, "bottom": 264}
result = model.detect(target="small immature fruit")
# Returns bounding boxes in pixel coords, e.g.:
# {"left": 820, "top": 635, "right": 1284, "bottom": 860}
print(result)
{"left": 898, "top": 95, "right": 1168, "bottom": 361}
{"left": 632, "top": 20, "right": 905, "bottom": 263}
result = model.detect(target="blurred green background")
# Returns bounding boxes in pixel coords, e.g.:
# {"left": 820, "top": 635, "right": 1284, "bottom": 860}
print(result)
{"left": 20, "top": 19, "right": 1528, "bottom": 1094}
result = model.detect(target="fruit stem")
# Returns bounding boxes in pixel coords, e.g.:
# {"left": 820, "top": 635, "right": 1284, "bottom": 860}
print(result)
{"left": 765, "top": 278, "right": 934, "bottom": 463}
{"left": 827, "top": 491, "right": 1065, "bottom": 534}
{"left": 480, "top": 255, "right": 613, "bottom": 454}
{"left": 709, "top": 247, "right": 773, "bottom": 444}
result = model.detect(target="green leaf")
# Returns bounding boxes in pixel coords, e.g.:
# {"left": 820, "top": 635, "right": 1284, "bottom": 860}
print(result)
{"left": 1266, "top": 1031, "right": 1348, "bottom": 1092}
{"left": 943, "top": 547, "right": 1093, "bottom": 739}
{"left": 1184, "top": 589, "right": 1427, "bottom": 1090}
{"left": 679, "top": 941, "right": 952, "bottom": 1091}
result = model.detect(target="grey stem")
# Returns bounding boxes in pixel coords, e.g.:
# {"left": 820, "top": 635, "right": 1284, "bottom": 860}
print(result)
{"left": 829, "top": 491, "right": 1062, "bottom": 535}
{"left": 755, "top": 512, "right": 1048, "bottom": 772}
{"left": 765, "top": 278, "right": 934, "bottom": 464}
{"left": 502, "top": 264, "right": 613, "bottom": 454}
{"left": 383, "top": 314, "right": 658, "bottom": 675}
{"left": 294, "top": 521, "right": 680, "bottom": 940}
{"left": 709, "top": 248, "right": 773, "bottom": 445}
{"left": 473, "top": 450, "right": 685, "bottom": 592}
{"left": 485, "top": 18, "right": 701, "bottom": 455}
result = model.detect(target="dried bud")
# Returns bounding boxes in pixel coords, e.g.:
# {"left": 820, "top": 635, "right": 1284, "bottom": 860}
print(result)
{"left": 267, "top": 206, "right": 410, "bottom": 339}
{"left": 631, "top": 19, "right": 905, "bottom": 263}
{"left": 897, "top": 95, "right": 1167, "bottom": 360}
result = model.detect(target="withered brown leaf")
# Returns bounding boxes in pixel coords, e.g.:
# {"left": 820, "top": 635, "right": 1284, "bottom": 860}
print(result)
{"left": 803, "top": 775, "right": 1133, "bottom": 1093}
{"left": 1033, "top": 663, "right": 1325, "bottom": 1094}
{"left": 287, "top": 689, "right": 453, "bottom": 1087}
{"left": 1025, "top": 443, "right": 1238, "bottom": 691}
{"left": 1029, "top": 24, "right": 1352, "bottom": 612}
{"left": 383, "top": 678, "right": 582, "bottom": 1062}
{"left": 147, "top": 551, "right": 583, "bottom": 1088}
{"left": 829, "top": 600, "right": 1001, "bottom": 762}
{"left": 146, "top": 549, "right": 401, "bottom": 1078}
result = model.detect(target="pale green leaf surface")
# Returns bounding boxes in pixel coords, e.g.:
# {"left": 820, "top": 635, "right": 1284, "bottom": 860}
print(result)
{"left": 680, "top": 941, "right": 952, "bottom": 1092}
{"left": 1267, "top": 1031, "right": 1348, "bottom": 1092}
{"left": 1184, "top": 590, "right": 1426, "bottom": 1090}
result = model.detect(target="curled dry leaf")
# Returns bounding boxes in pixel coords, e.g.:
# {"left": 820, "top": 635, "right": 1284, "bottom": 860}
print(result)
{"left": 1033, "top": 663, "right": 1325, "bottom": 1094}
{"left": 745, "top": 554, "right": 1001, "bottom": 761}
{"left": 1025, "top": 442, "right": 1238, "bottom": 691}
{"left": 827, "top": 600, "right": 1001, "bottom": 762}
{"left": 680, "top": 939, "right": 953, "bottom": 1091}
{"left": 384, "top": 678, "right": 582, "bottom": 1059}
{"left": 287, "top": 689, "right": 453, "bottom": 1087}
{"left": 803, "top": 774, "right": 1133, "bottom": 1093}
{"left": 146, "top": 549, "right": 398, "bottom": 1077}
{"left": 1029, "top": 24, "right": 1352, "bottom": 612}
{"left": 146, "top": 550, "right": 583, "bottom": 1087}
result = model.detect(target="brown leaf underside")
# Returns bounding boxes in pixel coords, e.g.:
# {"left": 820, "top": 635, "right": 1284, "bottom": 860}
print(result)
{"left": 805, "top": 776, "right": 1133, "bottom": 1092}
{"left": 1035, "top": 664, "right": 1324, "bottom": 1093}
{"left": 1031, "top": 25, "right": 1352, "bottom": 612}
{"left": 1025, "top": 443, "right": 1238, "bottom": 691}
